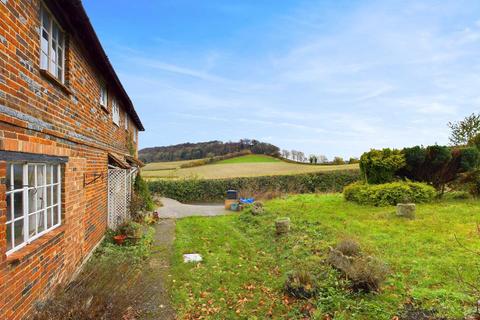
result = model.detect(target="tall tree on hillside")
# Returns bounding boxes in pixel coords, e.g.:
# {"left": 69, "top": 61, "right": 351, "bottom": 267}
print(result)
{"left": 309, "top": 154, "right": 318, "bottom": 164}
{"left": 448, "top": 113, "right": 480, "bottom": 146}
{"left": 297, "top": 151, "right": 306, "bottom": 162}
{"left": 281, "top": 149, "right": 290, "bottom": 159}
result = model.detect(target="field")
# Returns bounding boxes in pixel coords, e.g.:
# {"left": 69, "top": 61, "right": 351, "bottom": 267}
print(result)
{"left": 143, "top": 155, "right": 358, "bottom": 180}
{"left": 170, "top": 194, "right": 480, "bottom": 319}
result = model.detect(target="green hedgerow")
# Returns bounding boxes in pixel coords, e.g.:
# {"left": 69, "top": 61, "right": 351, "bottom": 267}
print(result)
{"left": 343, "top": 181, "right": 436, "bottom": 206}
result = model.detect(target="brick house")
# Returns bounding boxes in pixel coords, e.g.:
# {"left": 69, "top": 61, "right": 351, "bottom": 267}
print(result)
{"left": 0, "top": 1, "right": 145, "bottom": 318}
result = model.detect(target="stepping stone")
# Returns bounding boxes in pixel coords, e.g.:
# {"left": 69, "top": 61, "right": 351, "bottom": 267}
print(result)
{"left": 183, "top": 253, "right": 203, "bottom": 263}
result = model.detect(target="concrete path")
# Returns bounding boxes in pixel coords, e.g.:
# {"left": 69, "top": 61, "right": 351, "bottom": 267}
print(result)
{"left": 139, "top": 219, "right": 177, "bottom": 319}
{"left": 157, "top": 197, "right": 228, "bottom": 219}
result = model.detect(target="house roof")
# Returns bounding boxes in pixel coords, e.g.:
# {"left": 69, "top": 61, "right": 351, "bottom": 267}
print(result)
{"left": 44, "top": 0, "right": 145, "bottom": 131}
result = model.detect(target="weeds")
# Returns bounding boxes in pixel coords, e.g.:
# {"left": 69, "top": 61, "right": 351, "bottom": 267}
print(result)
{"left": 33, "top": 227, "right": 155, "bottom": 319}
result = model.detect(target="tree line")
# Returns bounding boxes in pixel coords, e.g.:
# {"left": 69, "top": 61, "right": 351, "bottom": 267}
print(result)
{"left": 139, "top": 139, "right": 280, "bottom": 163}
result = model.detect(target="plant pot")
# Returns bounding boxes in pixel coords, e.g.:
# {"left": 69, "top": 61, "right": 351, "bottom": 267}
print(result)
{"left": 113, "top": 234, "right": 127, "bottom": 245}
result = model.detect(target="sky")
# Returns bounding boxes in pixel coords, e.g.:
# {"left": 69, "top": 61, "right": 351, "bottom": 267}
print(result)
{"left": 83, "top": 0, "right": 480, "bottom": 159}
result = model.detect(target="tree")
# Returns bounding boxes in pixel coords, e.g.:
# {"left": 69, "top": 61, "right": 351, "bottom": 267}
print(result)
{"left": 309, "top": 154, "right": 318, "bottom": 164}
{"left": 448, "top": 113, "right": 480, "bottom": 146}
{"left": 332, "top": 156, "right": 345, "bottom": 165}
{"left": 281, "top": 149, "right": 290, "bottom": 159}
{"left": 318, "top": 155, "right": 328, "bottom": 164}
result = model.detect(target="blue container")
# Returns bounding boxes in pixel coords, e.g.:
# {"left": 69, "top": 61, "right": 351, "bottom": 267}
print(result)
{"left": 230, "top": 203, "right": 239, "bottom": 211}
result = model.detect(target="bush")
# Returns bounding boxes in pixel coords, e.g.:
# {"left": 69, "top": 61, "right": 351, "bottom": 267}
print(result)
{"left": 284, "top": 270, "right": 318, "bottom": 299}
{"left": 343, "top": 181, "right": 436, "bottom": 206}
{"left": 250, "top": 201, "right": 265, "bottom": 215}
{"left": 347, "top": 256, "right": 389, "bottom": 292}
{"left": 133, "top": 173, "right": 155, "bottom": 214}
{"left": 360, "top": 149, "right": 406, "bottom": 184}
{"left": 335, "top": 238, "right": 361, "bottom": 257}
{"left": 443, "top": 191, "right": 472, "bottom": 200}
{"left": 328, "top": 241, "right": 388, "bottom": 293}
{"left": 148, "top": 170, "right": 360, "bottom": 203}
{"left": 401, "top": 145, "right": 480, "bottom": 192}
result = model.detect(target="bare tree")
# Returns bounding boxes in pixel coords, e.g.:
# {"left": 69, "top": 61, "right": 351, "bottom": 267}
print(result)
{"left": 318, "top": 155, "right": 328, "bottom": 164}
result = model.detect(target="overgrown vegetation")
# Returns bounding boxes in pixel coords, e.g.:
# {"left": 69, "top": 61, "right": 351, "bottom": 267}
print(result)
{"left": 343, "top": 181, "right": 436, "bottom": 206}
{"left": 171, "top": 194, "right": 480, "bottom": 319}
{"left": 33, "top": 226, "right": 155, "bottom": 319}
{"left": 130, "top": 173, "right": 155, "bottom": 221}
{"left": 148, "top": 169, "right": 359, "bottom": 202}
{"left": 358, "top": 146, "right": 480, "bottom": 196}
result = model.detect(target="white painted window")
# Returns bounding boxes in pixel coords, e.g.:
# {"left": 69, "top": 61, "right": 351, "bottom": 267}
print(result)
{"left": 112, "top": 99, "right": 120, "bottom": 126}
{"left": 40, "top": 5, "right": 65, "bottom": 83}
{"left": 125, "top": 111, "right": 128, "bottom": 130}
{"left": 133, "top": 127, "right": 137, "bottom": 142}
{"left": 5, "top": 163, "right": 62, "bottom": 255}
{"left": 100, "top": 84, "right": 108, "bottom": 107}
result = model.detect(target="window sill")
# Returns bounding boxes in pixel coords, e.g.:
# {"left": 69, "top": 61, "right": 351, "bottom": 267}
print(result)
{"left": 39, "top": 69, "right": 72, "bottom": 95}
{"left": 100, "top": 104, "right": 109, "bottom": 113}
{"left": 6, "top": 225, "right": 66, "bottom": 265}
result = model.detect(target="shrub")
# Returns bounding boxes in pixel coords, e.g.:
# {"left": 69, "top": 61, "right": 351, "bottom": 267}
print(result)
{"left": 347, "top": 256, "right": 389, "bottom": 293}
{"left": 443, "top": 191, "right": 472, "bottom": 200}
{"left": 250, "top": 201, "right": 264, "bottom": 215}
{"left": 133, "top": 173, "right": 155, "bottom": 214}
{"left": 284, "top": 270, "right": 318, "bottom": 299}
{"left": 343, "top": 181, "right": 436, "bottom": 206}
{"left": 401, "top": 145, "right": 480, "bottom": 192}
{"left": 148, "top": 170, "right": 360, "bottom": 203}
{"left": 327, "top": 241, "right": 388, "bottom": 293}
{"left": 335, "top": 238, "right": 361, "bottom": 257}
{"left": 359, "top": 149, "right": 405, "bottom": 184}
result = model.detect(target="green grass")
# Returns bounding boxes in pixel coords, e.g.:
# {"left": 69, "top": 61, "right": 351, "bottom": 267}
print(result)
{"left": 216, "top": 154, "right": 281, "bottom": 164}
{"left": 171, "top": 194, "right": 480, "bottom": 319}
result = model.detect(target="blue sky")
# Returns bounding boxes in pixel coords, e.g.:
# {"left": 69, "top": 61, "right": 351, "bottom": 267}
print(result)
{"left": 83, "top": 0, "right": 480, "bottom": 159}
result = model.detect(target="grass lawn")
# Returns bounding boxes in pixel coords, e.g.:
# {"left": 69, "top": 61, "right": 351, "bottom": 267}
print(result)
{"left": 217, "top": 154, "right": 281, "bottom": 164}
{"left": 171, "top": 194, "right": 480, "bottom": 319}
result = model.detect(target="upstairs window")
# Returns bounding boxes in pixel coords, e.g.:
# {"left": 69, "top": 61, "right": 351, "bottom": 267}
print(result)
{"left": 133, "top": 127, "right": 137, "bottom": 142}
{"left": 125, "top": 112, "right": 128, "bottom": 130}
{"left": 112, "top": 99, "right": 120, "bottom": 126}
{"left": 40, "top": 5, "right": 66, "bottom": 83}
{"left": 5, "top": 163, "right": 62, "bottom": 254}
{"left": 100, "top": 84, "right": 108, "bottom": 107}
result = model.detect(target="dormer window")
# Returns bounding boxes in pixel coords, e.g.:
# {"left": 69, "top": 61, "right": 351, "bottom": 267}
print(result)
{"left": 100, "top": 84, "right": 108, "bottom": 107}
{"left": 112, "top": 99, "right": 120, "bottom": 126}
{"left": 40, "top": 5, "right": 66, "bottom": 83}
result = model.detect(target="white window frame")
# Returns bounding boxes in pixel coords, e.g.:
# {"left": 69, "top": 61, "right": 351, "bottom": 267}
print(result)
{"left": 100, "top": 84, "right": 108, "bottom": 107}
{"left": 125, "top": 111, "right": 128, "bottom": 130}
{"left": 5, "top": 163, "right": 62, "bottom": 255}
{"left": 40, "top": 5, "right": 66, "bottom": 83}
{"left": 133, "top": 127, "right": 137, "bottom": 142}
{"left": 112, "top": 99, "right": 120, "bottom": 126}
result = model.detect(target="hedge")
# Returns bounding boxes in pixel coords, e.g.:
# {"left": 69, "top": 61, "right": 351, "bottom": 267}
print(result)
{"left": 343, "top": 181, "right": 436, "bottom": 206}
{"left": 148, "top": 170, "right": 360, "bottom": 202}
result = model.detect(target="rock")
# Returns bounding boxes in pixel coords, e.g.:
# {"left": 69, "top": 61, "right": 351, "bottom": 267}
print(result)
{"left": 275, "top": 217, "right": 291, "bottom": 235}
{"left": 396, "top": 203, "right": 416, "bottom": 219}
{"left": 183, "top": 253, "right": 203, "bottom": 263}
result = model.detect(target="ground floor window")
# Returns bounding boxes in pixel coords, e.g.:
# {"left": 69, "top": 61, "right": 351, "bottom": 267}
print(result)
{"left": 5, "top": 163, "right": 62, "bottom": 254}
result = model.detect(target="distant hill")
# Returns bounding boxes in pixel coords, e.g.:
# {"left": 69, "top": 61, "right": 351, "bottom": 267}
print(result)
{"left": 139, "top": 139, "right": 280, "bottom": 163}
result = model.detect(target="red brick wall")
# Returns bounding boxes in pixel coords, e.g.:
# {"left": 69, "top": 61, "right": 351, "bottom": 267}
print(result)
{"left": 0, "top": 0, "right": 143, "bottom": 319}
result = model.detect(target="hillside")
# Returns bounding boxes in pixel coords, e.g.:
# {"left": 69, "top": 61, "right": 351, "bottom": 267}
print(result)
{"left": 143, "top": 154, "right": 358, "bottom": 179}
{"left": 139, "top": 139, "right": 280, "bottom": 163}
